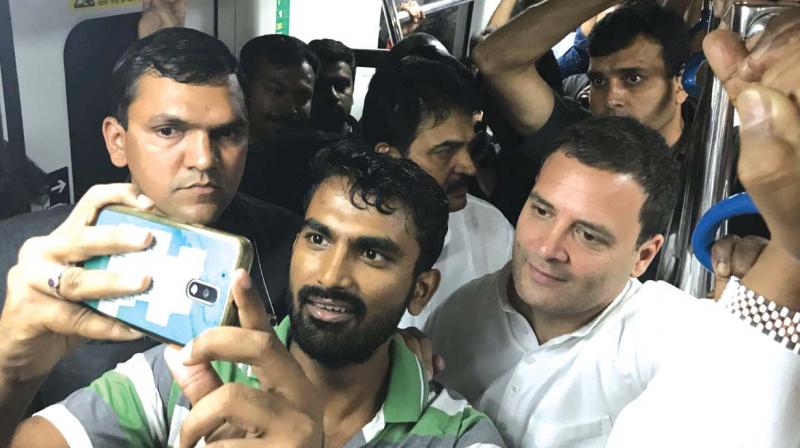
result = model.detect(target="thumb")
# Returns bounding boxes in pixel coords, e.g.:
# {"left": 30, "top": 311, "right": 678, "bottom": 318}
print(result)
{"left": 164, "top": 343, "right": 223, "bottom": 406}
{"left": 736, "top": 86, "right": 800, "bottom": 259}
{"left": 704, "top": 29, "right": 750, "bottom": 102}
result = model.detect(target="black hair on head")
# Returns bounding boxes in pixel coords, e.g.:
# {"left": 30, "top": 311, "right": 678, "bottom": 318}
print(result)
{"left": 239, "top": 34, "right": 320, "bottom": 82}
{"left": 360, "top": 55, "right": 480, "bottom": 155}
{"left": 588, "top": 0, "right": 690, "bottom": 76}
{"left": 308, "top": 38, "right": 355, "bottom": 73}
{"left": 304, "top": 138, "right": 449, "bottom": 275}
{"left": 545, "top": 116, "right": 680, "bottom": 246}
{"left": 110, "top": 27, "right": 240, "bottom": 128}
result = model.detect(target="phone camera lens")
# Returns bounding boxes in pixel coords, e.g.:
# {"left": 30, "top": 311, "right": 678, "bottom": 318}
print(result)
{"left": 186, "top": 280, "right": 218, "bottom": 305}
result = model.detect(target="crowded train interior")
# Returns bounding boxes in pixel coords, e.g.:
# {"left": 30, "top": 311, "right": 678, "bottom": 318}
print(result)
{"left": 1, "top": 0, "right": 800, "bottom": 446}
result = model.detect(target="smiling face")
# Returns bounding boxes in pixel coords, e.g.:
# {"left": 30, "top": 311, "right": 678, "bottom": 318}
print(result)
{"left": 103, "top": 73, "right": 248, "bottom": 225}
{"left": 587, "top": 35, "right": 687, "bottom": 145}
{"left": 405, "top": 111, "right": 478, "bottom": 212}
{"left": 288, "top": 176, "right": 434, "bottom": 368}
{"left": 511, "top": 150, "right": 661, "bottom": 322}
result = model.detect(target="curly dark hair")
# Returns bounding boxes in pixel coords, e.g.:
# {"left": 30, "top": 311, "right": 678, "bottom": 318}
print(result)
{"left": 304, "top": 139, "right": 449, "bottom": 274}
{"left": 588, "top": 0, "right": 690, "bottom": 77}
{"left": 547, "top": 116, "right": 680, "bottom": 246}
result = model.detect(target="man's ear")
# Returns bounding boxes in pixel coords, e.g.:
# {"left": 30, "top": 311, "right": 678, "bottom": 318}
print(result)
{"left": 673, "top": 75, "right": 689, "bottom": 105}
{"left": 374, "top": 142, "right": 402, "bottom": 158}
{"left": 407, "top": 269, "right": 441, "bottom": 316}
{"left": 103, "top": 116, "right": 128, "bottom": 168}
{"left": 631, "top": 234, "right": 665, "bottom": 277}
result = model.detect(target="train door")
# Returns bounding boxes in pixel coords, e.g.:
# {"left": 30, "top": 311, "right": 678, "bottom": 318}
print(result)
{"left": 0, "top": 0, "right": 213, "bottom": 207}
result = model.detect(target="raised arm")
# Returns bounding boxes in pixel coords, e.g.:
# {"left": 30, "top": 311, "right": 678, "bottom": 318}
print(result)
{"left": 0, "top": 184, "right": 155, "bottom": 446}
{"left": 609, "top": 9, "right": 800, "bottom": 445}
{"left": 486, "top": 0, "right": 519, "bottom": 29}
{"left": 473, "top": 0, "right": 617, "bottom": 135}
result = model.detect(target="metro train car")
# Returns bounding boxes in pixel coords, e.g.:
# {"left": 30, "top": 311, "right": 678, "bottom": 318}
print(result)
{"left": 1, "top": 1, "right": 800, "bottom": 446}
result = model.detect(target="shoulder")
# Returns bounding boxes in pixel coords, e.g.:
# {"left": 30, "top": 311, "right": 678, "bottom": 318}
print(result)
{"left": 420, "top": 383, "right": 505, "bottom": 446}
{"left": 459, "top": 195, "right": 514, "bottom": 236}
{"left": 425, "top": 268, "right": 505, "bottom": 336}
{"left": 517, "top": 91, "right": 588, "bottom": 162}
{"left": 464, "top": 195, "right": 512, "bottom": 225}
{"left": 0, "top": 205, "right": 73, "bottom": 241}
{"left": 233, "top": 193, "right": 303, "bottom": 234}
{"left": 235, "top": 193, "right": 302, "bottom": 222}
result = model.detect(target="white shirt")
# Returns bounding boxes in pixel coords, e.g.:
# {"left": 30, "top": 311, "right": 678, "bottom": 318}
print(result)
{"left": 400, "top": 194, "right": 513, "bottom": 329}
{"left": 425, "top": 263, "right": 800, "bottom": 447}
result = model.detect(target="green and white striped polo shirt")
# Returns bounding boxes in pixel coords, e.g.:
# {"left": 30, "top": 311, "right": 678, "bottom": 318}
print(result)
{"left": 36, "top": 318, "right": 505, "bottom": 447}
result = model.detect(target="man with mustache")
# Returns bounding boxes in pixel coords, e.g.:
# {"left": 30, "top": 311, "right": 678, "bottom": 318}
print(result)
{"left": 361, "top": 55, "right": 514, "bottom": 329}
{"left": 476, "top": 0, "right": 692, "bottom": 225}
{"left": 3, "top": 144, "right": 505, "bottom": 448}
{"left": 0, "top": 27, "right": 301, "bottom": 418}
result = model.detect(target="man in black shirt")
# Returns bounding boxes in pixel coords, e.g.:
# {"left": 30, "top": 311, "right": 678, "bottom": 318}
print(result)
{"left": 237, "top": 35, "right": 342, "bottom": 214}
{"left": 475, "top": 0, "right": 692, "bottom": 224}
{"left": 308, "top": 38, "right": 359, "bottom": 136}
{"left": 0, "top": 28, "right": 301, "bottom": 414}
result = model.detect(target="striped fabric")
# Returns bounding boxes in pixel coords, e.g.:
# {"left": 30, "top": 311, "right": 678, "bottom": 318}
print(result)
{"left": 36, "top": 318, "right": 505, "bottom": 447}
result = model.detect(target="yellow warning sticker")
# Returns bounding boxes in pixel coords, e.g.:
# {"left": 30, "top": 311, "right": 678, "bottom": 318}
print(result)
{"left": 71, "top": 0, "right": 142, "bottom": 10}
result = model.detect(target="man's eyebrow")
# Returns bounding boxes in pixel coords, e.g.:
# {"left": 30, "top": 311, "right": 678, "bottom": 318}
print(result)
{"left": 146, "top": 114, "right": 191, "bottom": 127}
{"left": 529, "top": 192, "right": 616, "bottom": 243}
{"left": 146, "top": 114, "right": 247, "bottom": 132}
{"left": 574, "top": 219, "right": 616, "bottom": 244}
{"left": 302, "top": 218, "right": 333, "bottom": 238}
{"left": 429, "top": 140, "right": 468, "bottom": 153}
{"left": 528, "top": 191, "right": 555, "bottom": 210}
{"left": 352, "top": 236, "right": 404, "bottom": 259}
{"left": 587, "top": 67, "right": 647, "bottom": 78}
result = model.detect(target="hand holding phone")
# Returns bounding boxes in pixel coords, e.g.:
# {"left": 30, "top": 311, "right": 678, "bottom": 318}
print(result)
{"left": 84, "top": 206, "right": 253, "bottom": 345}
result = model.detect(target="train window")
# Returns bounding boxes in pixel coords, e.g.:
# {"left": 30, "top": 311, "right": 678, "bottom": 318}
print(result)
{"left": 379, "top": 0, "right": 475, "bottom": 58}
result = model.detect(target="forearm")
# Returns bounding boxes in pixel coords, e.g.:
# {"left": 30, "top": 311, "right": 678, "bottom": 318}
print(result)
{"left": 487, "top": 0, "right": 518, "bottom": 29}
{"left": 474, "top": 0, "right": 617, "bottom": 75}
{"left": 0, "top": 375, "right": 45, "bottom": 447}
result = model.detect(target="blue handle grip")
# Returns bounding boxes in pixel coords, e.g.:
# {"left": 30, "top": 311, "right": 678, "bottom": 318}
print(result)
{"left": 682, "top": 52, "right": 706, "bottom": 99}
{"left": 691, "top": 193, "right": 759, "bottom": 272}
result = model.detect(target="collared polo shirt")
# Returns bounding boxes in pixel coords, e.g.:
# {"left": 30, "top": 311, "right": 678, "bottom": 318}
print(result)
{"left": 425, "top": 262, "right": 718, "bottom": 447}
{"left": 37, "top": 318, "right": 504, "bottom": 447}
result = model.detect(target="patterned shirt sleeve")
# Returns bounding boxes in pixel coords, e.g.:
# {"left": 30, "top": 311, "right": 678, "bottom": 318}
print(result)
{"left": 35, "top": 345, "right": 172, "bottom": 448}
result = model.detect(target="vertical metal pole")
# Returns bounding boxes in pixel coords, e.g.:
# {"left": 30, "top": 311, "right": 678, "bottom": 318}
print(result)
{"left": 382, "top": 0, "right": 404, "bottom": 46}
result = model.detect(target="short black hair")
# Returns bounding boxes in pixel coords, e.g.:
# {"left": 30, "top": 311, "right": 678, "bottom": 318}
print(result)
{"left": 308, "top": 38, "right": 355, "bottom": 74}
{"left": 546, "top": 116, "right": 680, "bottom": 246}
{"left": 390, "top": 33, "right": 450, "bottom": 61}
{"left": 305, "top": 139, "right": 449, "bottom": 275}
{"left": 361, "top": 56, "right": 480, "bottom": 155}
{"left": 111, "top": 27, "right": 240, "bottom": 128}
{"left": 239, "top": 34, "right": 320, "bottom": 84}
{"left": 588, "top": 0, "right": 690, "bottom": 76}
